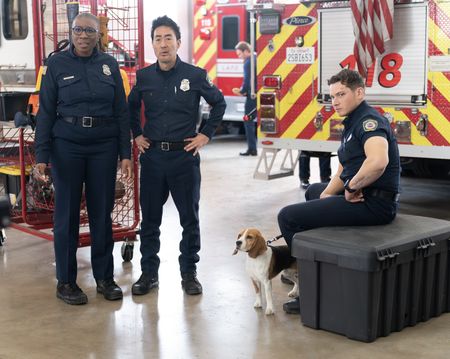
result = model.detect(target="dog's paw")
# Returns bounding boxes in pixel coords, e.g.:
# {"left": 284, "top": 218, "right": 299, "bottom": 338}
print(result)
{"left": 265, "top": 307, "right": 275, "bottom": 315}
{"left": 254, "top": 300, "right": 262, "bottom": 308}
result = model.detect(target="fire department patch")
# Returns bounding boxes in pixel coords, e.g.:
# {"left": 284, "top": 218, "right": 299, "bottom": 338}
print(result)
{"left": 180, "top": 79, "right": 190, "bottom": 92}
{"left": 206, "top": 74, "right": 213, "bottom": 87}
{"left": 102, "top": 64, "right": 111, "bottom": 76}
{"left": 362, "top": 119, "right": 378, "bottom": 132}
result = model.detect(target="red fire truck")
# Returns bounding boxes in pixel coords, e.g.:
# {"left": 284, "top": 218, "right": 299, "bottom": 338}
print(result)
{"left": 193, "top": 0, "right": 255, "bottom": 132}
{"left": 248, "top": 0, "right": 450, "bottom": 179}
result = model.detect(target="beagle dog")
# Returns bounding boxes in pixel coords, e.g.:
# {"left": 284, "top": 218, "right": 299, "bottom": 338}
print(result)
{"left": 233, "top": 228, "right": 298, "bottom": 315}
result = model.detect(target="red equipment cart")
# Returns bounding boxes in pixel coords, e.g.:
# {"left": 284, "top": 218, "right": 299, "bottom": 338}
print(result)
{"left": 0, "top": 0, "right": 145, "bottom": 260}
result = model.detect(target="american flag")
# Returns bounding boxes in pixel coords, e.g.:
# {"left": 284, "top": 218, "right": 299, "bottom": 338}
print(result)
{"left": 350, "top": 0, "right": 395, "bottom": 77}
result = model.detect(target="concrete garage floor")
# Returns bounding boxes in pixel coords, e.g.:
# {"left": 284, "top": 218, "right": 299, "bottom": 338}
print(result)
{"left": 1, "top": 137, "right": 450, "bottom": 359}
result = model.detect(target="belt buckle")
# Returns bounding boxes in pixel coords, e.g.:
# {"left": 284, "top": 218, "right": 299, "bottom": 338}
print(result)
{"left": 82, "top": 116, "right": 93, "bottom": 128}
{"left": 161, "top": 142, "right": 170, "bottom": 151}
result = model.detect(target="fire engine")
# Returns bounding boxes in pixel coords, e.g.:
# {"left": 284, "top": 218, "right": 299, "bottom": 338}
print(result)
{"left": 0, "top": 0, "right": 144, "bottom": 123}
{"left": 193, "top": 0, "right": 255, "bottom": 131}
{"left": 248, "top": 0, "right": 450, "bottom": 179}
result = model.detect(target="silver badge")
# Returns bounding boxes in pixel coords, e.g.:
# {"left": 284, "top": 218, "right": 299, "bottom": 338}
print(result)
{"left": 102, "top": 64, "right": 111, "bottom": 76}
{"left": 180, "top": 79, "right": 190, "bottom": 92}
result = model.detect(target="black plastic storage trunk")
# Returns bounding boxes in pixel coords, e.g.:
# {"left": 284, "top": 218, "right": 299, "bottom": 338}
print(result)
{"left": 292, "top": 214, "right": 450, "bottom": 342}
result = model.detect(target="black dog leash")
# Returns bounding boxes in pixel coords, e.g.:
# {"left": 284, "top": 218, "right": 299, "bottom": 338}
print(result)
{"left": 266, "top": 234, "right": 283, "bottom": 245}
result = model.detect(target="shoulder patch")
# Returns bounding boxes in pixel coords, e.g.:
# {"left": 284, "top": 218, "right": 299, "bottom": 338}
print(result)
{"left": 362, "top": 119, "right": 378, "bottom": 132}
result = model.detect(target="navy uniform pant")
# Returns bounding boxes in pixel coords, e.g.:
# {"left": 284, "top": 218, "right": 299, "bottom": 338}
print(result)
{"left": 278, "top": 182, "right": 398, "bottom": 249}
{"left": 243, "top": 120, "right": 257, "bottom": 152}
{"left": 299, "top": 151, "right": 331, "bottom": 181}
{"left": 139, "top": 149, "right": 201, "bottom": 275}
{"left": 51, "top": 138, "right": 118, "bottom": 283}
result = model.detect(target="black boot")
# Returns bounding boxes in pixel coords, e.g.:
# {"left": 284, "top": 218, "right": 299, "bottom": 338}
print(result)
{"left": 132, "top": 273, "right": 159, "bottom": 295}
{"left": 96, "top": 279, "right": 123, "bottom": 301}
{"left": 283, "top": 297, "right": 300, "bottom": 314}
{"left": 56, "top": 282, "right": 88, "bottom": 305}
{"left": 239, "top": 150, "right": 257, "bottom": 156}
{"left": 181, "top": 272, "right": 203, "bottom": 295}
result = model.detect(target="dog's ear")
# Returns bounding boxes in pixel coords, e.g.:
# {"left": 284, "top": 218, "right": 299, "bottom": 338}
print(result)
{"left": 248, "top": 231, "right": 267, "bottom": 258}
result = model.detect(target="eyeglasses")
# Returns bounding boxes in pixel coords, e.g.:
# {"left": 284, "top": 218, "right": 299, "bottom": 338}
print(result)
{"left": 72, "top": 26, "right": 98, "bottom": 36}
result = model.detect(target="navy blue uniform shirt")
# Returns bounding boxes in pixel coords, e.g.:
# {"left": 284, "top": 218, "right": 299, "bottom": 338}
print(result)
{"left": 338, "top": 101, "right": 400, "bottom": 193}
{"left": 35, "top": 46, "right": 131, "bottom": 164}
{"left": 128, "top": 56, "right": 226, "bottom": 141}
{"left": 240, "top": 55, "right": 257, "bottom": 115}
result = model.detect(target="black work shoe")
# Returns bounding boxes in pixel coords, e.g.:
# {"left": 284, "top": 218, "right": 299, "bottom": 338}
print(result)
{"left": 132, "top": 273, "right": 159, "bottom": 295}
{"left": 96, "top": 279, "right": 123, "bottom": 301}
{"left": 280, "top": 273, "right": 294, "bottom": 285}
{"left": 300, "top": 180, "right": 310, "bottom": 189}
{"left": 181, "top": 272, "right": 203, "bottom": 295}
{"left": 283, "top": 297, "right": 300, "bottom": 314}
{"left": 56, "top": 282, "right": 88, "bottom": 305}
{"left": 239, "top": 150, "right": 257, "bottom": 156}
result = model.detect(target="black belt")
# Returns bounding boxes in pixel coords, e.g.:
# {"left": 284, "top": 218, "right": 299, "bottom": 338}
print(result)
{"left": 365, "top": 188, "right": 400, "bottom": 202}
{"left": 61, "top": 116, "right": 111, "bottom": 128}
{"left": 150, "top": 141, "right": 189, "bottom": 151}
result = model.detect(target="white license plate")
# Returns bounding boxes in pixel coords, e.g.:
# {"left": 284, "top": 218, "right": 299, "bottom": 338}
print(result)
{"left": 286, "top": 47, "right": 314, "bottom": 64}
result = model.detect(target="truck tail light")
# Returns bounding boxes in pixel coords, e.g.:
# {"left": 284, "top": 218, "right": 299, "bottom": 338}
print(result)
{"left": 199, "top": 28, "right": 211, "bottom": 40}
{"left": 259, "top": 91, "right": 277, "bottom": 134}
{"left": 262, "top": 75, "right": 281, "bottom": 89}
{"left": 260, "top": 92, "right": 276, "bottom": 105}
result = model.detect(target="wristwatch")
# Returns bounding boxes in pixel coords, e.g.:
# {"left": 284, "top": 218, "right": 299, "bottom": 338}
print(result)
{"left": 344, "top": 178, "right": 357, "bottom": 193}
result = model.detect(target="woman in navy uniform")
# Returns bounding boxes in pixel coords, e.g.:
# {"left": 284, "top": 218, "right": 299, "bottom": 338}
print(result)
{"left": 278, "top": 69, "right": 400, "bottom": 314}
{"left": 128, "top": 16, "right": 226, "bottom": 296}
{"left": 35, "top": 13, "right": 132, "bottom": 305}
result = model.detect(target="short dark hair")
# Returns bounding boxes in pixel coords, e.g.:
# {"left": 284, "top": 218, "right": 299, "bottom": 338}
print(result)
{"left": 235, "top": 41, "right": 251, "bottom": 52}
{"left": 74, "top": 13, "right": 100, "bottom": 29}
{"left": 328, "top": 69, "right": 365, "bottom": 90}
{"left": 151, "top": 15, "right": 181, "bottom": 41}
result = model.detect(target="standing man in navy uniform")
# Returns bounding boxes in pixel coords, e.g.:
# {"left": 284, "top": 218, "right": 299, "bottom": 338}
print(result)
{"left": 232, "top": 41, "right": 257, "bottom": 156}
{"left": 278, "top": 69, "right": 400, "bottom": 314}
{"left": 129, "top": 16, "right": 226, "bottom": 296}
{"left": 35, "top": 13, "right": 132, "bottom": 305}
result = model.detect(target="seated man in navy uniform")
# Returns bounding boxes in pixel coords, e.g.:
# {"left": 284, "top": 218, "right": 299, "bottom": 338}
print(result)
{"left": 128, "top": 16, "right": 226, "bottom": 296}
{"left": 278, "top": 69, "right": 400, "bottom": 314}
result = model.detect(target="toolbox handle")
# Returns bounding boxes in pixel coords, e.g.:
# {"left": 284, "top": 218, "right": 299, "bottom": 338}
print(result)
{"left": 376, "top": 248, "right": 400, "bottom": 262}
{"left": 417, "top": 238, "right": 436, "bottom": 250}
